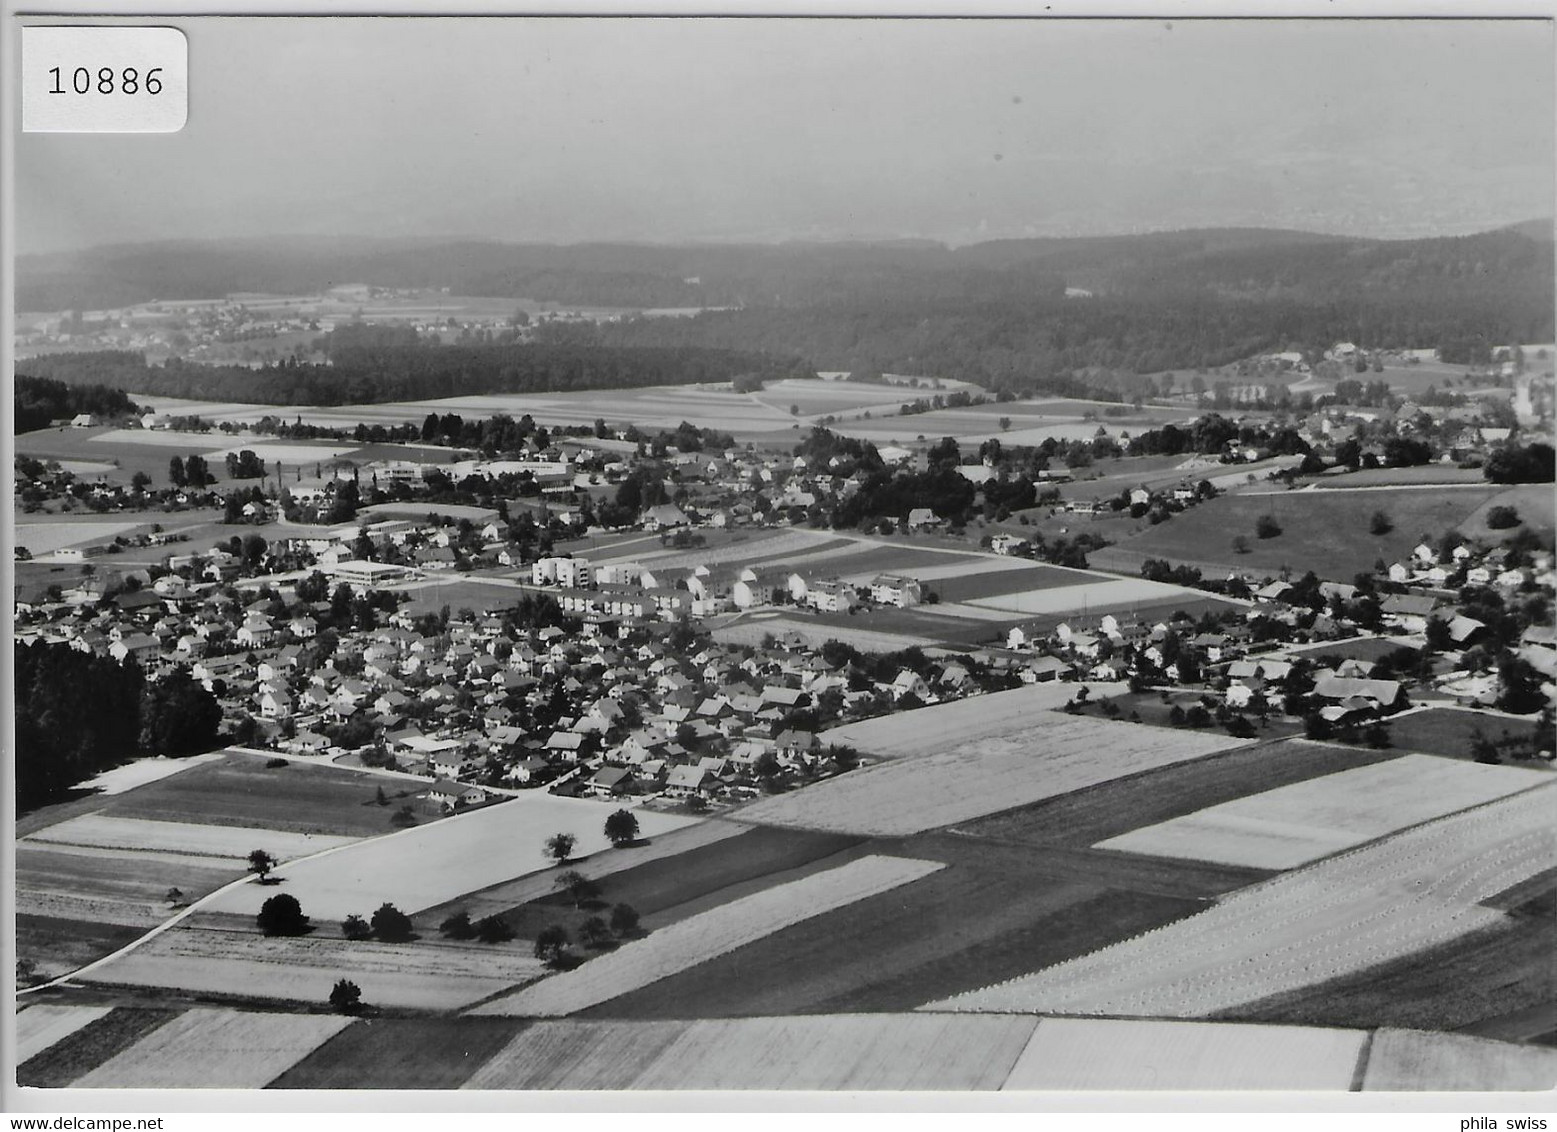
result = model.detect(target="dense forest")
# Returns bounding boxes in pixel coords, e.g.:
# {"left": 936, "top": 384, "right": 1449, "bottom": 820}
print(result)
{"left": 15, "top": 343, "right": 807, "bottom": 405}
{"left": 16, "top": 642, "right": 224, "bottom": 809}
{"left": 14, "top": 374, "right": 141, "bottom": 434}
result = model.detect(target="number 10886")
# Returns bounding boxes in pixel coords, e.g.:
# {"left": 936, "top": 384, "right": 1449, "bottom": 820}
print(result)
{"left": 49, "top": 66, "right": 164, "bottom": 95}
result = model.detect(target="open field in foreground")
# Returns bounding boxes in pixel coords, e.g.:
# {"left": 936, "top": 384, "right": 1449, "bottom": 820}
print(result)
{"left": 16, "top": 1005, "right": 114, "bottom": 1065}
{"left": 963, "top": 577, "right": 1218, "bottom": 617}
{"left": 1096, "top": 754, "right": 1552, "bottom": 869}
{"left": 1228, "top": 894, "right": 1557, "bottom": 1038}
{"left": 17, "top": 844, "right": 238, "bottom": 927}
{"left": 1001, "top": 1017, "right": 1367, "bottom": 1091}
{"left": 737, "top": 715, "right": 1247, "bottom": 836}
{"left": 268, "top": 1017, "right": 530, "bottom": 1090}
{"left": 75, "top": 754, "right": 226, "bottom": 797}
{"left": 24, "top": 1004, "right": 1541, "bottom": 1090}
{"left": 70, "top": 1008, "right": 354, "bottom": 1089}
{"left": 820, "top": 682, "right": 1127, "bottom": 758}
{"left": 467, "top": 1014, "right": 1037, "bottom": 1090}
{"left": 22, "top": 814, "right": 358, "bottom": 861}
{"left": 1361, "top": 1029, "right": 1557, "bottom": 1092}
{"left": 201, "top": 794, "right": 702, "bottom": 922}
{"left": 82, "top": 925, "right": 548, "bottom": 1011}
{"left": 930, "top": 784, "right": 1557, "bottom": 1018}
{"left": 471, "top": 855, "right": 944, "bottom": 1017}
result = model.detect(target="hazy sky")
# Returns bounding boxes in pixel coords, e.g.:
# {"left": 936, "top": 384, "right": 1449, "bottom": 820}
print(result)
{"left": 15, "top": 17, "right": 1555, "bottom": 253}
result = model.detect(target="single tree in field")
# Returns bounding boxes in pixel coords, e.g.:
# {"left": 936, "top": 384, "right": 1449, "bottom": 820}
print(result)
{"left": 534, "top": 925, "right": 571, "bottom": 967}
{"left": 1231, "top": 535, "right": 1251, "bottom": 555}
{"left": 1255, "top": 514, "right": 1282, "bottom": 539}
{"left": 475, "top": 915, "right": 515, "bottom": 944}
{"left": 374, "top": 785, "right": 389, "bottom": 806}
{"left": 248, "top": 849, "right": 277, "bottom": 883}
{"left": 545, "top": 832, "right": 577, "bottom": 865}
{"left": 165, "top": 887, "right": 185, "bottom": 907}
{"left": 578, "top": 916, "right": 611, "bottom": 949}
{"left": 439, "top": 910, "right": 475, "bottom": 940}
{"left": 341, "top": 914, "right": 372, "bottom": 940}
{"left": 1365, "top": 720, "right": 1392, "bottom": 749}
{"left": 370, "top": 902, "right": 414, "bottom": 942}
{"left": 554, "top": 870, "right": 601, "bottom": 908}
{"left": 1369, "top": 510, "right": 1393, "bottom": 535}
{"left": 256, "top": 893, "right": 310, "bottom": 936}
{"left": 609, "top": 903, "right": 641, "bottom": 938}
{"left": 328, "top": 978, "right": 362, "bottom": 1014}
{"left": 604, "top": 808, "right": 640, "bottom": 848}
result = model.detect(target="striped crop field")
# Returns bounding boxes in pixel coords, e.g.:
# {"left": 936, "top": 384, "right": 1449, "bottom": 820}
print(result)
{"left": 470, "top": 855, "right": 944, "bottom": 1017}
{"left": 1000, "top": 1017, "right": 1367, "bottom": 1090}
{"left": 928, "top": 784, "right": 1557, "bottom": 1019}
{"left": 16, "top": 1005, "right": 115, "bottom": 1066}
{"left": 737, "top": 715, "right": 1246, "bottom": 837}
{"left": 1095, "top": 754, "right": 1553, "bottom": 869}
{"left": 69, "top": 1008, "right": 355, "bottom": 1089}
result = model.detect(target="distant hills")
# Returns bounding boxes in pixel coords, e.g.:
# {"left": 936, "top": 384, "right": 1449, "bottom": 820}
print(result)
{"left": 17, "top": 223, "right": 1553, "bottom": 314}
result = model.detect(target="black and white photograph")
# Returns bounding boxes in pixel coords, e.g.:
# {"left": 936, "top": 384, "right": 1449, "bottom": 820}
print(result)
{"left": 6, "top": 9, "right": 1557, "bottom": 1105}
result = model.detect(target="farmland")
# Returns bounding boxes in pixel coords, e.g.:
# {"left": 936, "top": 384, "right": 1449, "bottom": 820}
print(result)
{"left": 577, "top": 843, "right": 1203, "bottom": 1019}
{"left": 22, "top": 814, "right": 358, "bottom": 861}
{"left": 69, "top": 1008, "right": 355, "bottom": 1089}
{"left": 1359, "top": 708, "right": 1547, "bottom": 763}
{"left": 736, "top": 714, "right": 1247, "bottom": 836}
{"left": 472, "top": 855, "right": 945, "bottom": 1017}
{"left": 16, "top": 1006, "right": 115, "bottom": 1066}
{"left": 1000, "top": 1017, "right": 1368, "bottom": 1091}
{"left": 268, "top": 1017, "right": 530, "bottom": 1089}
{"left": 1360, "top": 1029, "right": 1557, "bottom": 1092}
{"left": 1088, "top": 486, "right": 1508, "bottom": 582}
{"left": 820, "top": 682, "right": 1128, "bottom": 758}
{"left": 1095, "top": 754, "right": 1552, "bottom": 869}
{"left": 15, "top": 1008, "right": 182, "bottom": 1089}
{"left": 80, "top": 925, "right": 548, "bottom": 1011}
{"left": 959, "top": 576, "right": 1229, "bottom": 617}
{"left": 199, "top": 792, "right": 702, "bottom": 921}
{"left": 931, "top": 784, "right": 1557, "bottom": 1018}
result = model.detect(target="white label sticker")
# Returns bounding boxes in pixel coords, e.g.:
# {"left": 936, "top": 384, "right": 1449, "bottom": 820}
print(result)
{"left": 22, "top": 25, "right": 188, "bottom": 133}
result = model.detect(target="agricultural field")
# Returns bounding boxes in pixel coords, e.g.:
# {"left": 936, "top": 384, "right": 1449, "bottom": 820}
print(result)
{"left": 80, "top": 925, "right": 548, "bottom": 1010}
{"left": 1096, "top": 754, "right": 1553, "bottom": 870}
{"left": 89, "top": 752, "right": 438, "bottom": 837}
{"left": 1227, "top": 884, "right": 1556, "bottom": 1038}
{"left": 74, "top": 754, "right": 226, "bottom": 797}
{"left": 955, "top": 740, "right": 1407, "bottom": 850}
{"left": 16, "top": 1005, "right": 115, "bottom": 1066}
{"left": 930, "top": 783, "right": 1557, "bottom": 1019}
{"left": 736, "top": 714, "right": 1247, "bottom": 837}
{"left": 712, "top": 614, "right": 942, "bottom": 652}
{"left": 473, "top": 824, "right": 863, "bottom": 942}
{"left": 16, "top": 844, "right": 238, "bottom": 927}
{"left": 1308, "top": 465, "right": 1488, "bottom": 488}
{"left": 1360, "top": 1029, "right": 1557, "bottom": 1092}
{"left": 465, "top": 1014, "right": 1037, "bottom": 1090}
{"left": 924, "top": 562, "right": 1105, "bottom": 603}
{"left": 471, "top": 855, "right": 945, "bottom": 1017}
{"left": 22, "top": 814, "right": 358, "bottom": 861}
{"left": 15, "top": 1007, "right": 183, "bottom": 1089}
{"left": 269, "top": 1017, "right": 529, "bottom": 1090}
{"left": 820, "top": 682, "right": 1127, "bottom": 759}
{"left": 13, "top": 518, "right": 154, "bottom": 555}
{"left": 1089, "top": 485, "right": 1508, "bottom": 582}
{"left": 1000, "top": 1017, "right": 1368, "bottom": 1091}
{"left": 69, "top": 1008, "right": 355, "bottom": 1089}
{"left": 199, "top": 793, "right": 701, "bottom": 922}
{"left": 577, "top": 840, "right": 1204, "bottom": 1019}
{"left": 958, "top": 576, "right": 1224, "bottom": 617}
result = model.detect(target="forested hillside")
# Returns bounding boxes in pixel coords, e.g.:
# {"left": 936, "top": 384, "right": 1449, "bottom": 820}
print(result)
{"left": 15, "top": 343, "right": 806, "bottom": 405}
{"left": 14, "top": 374, "right": 141, "bottom": 433}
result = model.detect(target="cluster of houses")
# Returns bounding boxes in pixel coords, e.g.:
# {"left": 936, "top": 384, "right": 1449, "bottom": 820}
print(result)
{"left": 532, "top": 554, "right": 924, "bottom": 621}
